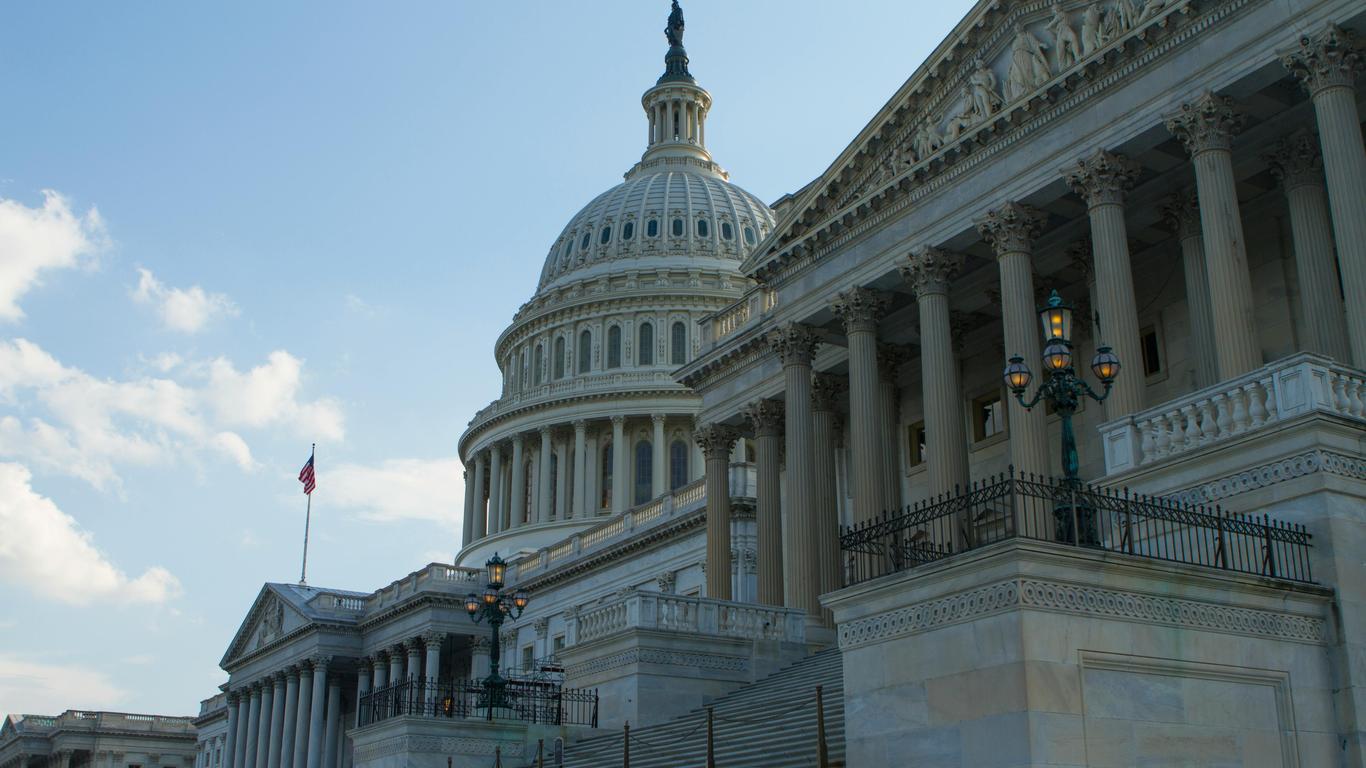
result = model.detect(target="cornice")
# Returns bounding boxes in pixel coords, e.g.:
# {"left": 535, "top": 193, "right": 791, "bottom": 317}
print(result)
{"left": 677, "top": 328, "right": 773, "bottom": 392}
{"left": 516, "top": 507, "right": 708, "bottom": 592}
{"left": 460, "top": 386, "right": 701, "bottom": 457}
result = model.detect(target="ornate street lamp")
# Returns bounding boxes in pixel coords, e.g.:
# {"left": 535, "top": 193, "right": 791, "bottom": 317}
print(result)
{"left": 465, "top": 553, "right": 528, "bottom": 717}
{"left": 1003, "top": 290, "right": 1120, "bottom": 544}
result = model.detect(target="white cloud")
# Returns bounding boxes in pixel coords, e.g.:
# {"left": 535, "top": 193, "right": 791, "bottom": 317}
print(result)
{"left": 0, "top": 653, "right": 128, "bottom": 716}
{"left": 325, "top": 457, "right": 463, "bottom": 526}
{"left": 0, "top": 339, "right": 343, "bottom": 490}
{"left": 0, "top": 463, "right": 182, "bottom": 605}
{"left": 132, "top": 268, "right": 238, "bottom": 334}
{"left": 0, "top": 191, "right": 106, "bottom": 322}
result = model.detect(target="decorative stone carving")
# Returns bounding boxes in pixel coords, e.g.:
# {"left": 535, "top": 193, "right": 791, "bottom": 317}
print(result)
{"left": 693, "top": 423, "right": 739, "bottom": 460}
{"left": 1066, "top": 239, "right": 1094, "bottom": 284}
{"left": 1005, "top": 24, "right": 1051, "bottom": 101}
{"left": 831, "top": 286, "right": 890, "bottom": 334}
{"left": 1048, "top": 4, "right": 1081, "bottom": 71}
{"left": 901, "top": 246, "right": 964, "bottom": 298}
{"left": 741, "top": 548, "right": 758, "bottom": 575}
{"left": 1263, "top": 130, "right": 1324, "bottom": 190}
{"left": 1064, "top": 149, "right": 1141, "bottom": 207}
{"left": 532, "top": 617, "right": 550, "bottom": 638}
{"left": 1165, "top": 91, "right": 1245, "bottom": 155}
{"left": 1081, "top": 4, "right": 1103, "bottom": 56}
{"left": 811, "top": 372, "right": 845, "bottom": 412}
{"left": 912, "top": 122, "right": 943, "bottom": 161}
{"left": 745, "top": 398, "right": 784, "bottom": 438}
{"left": 656, "top": 570, "right": 677, "bottom": 594}
{"left": 943, "top": 101, "right": 975, "bottom": 142}
{"left": 975, "top": 201, "right": 1047, "bottom": 256}
{"left": 1159, "top": 188, "right": 1201, "bottom": 239}
{"left": 767, "top": 323, "right": 820, "bottom": 366}
{"left": 1281, "top": 23, "right": 1362, "bottom": 95}
{"left": 968, "top": 59, "right": 1003, "bottom": 122}
{"left": 876, "top": 343, "right": 912, "bottom": 383}
{"left": 1104, "top": 0, "right": 1138, "bottom": 42}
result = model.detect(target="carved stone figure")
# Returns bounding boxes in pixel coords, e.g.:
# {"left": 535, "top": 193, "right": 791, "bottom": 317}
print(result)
{"left": 1081, "top": 5, "right": 1103, "bottom": 56}
{"left": 915, "top": 122, "right": 943, "bottom": 160}
{"left": 1137, "top": 0, "right": 1169, "bottom": 23}
{"left": 1048, "top": 5, "right": 1082, "bottom": 71}
{"left": 968, "top": 59, "right": 1003, "bottom": 119}
{"left": 944, "top": 101, "right": 975, "bottom": 142}
{"left": 1105, "top": 0, "right": 1138, "bottom": 41}
{"left": 1005, "top": 25, "right": 1051, "bottom": 101}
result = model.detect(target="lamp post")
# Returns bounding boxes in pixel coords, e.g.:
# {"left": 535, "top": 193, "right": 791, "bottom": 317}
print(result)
{"left": 1003, "top": 290, "right": 1121, "bottom": 544}
{"left": 464, "top": 553, "right": 529, "bottom": 717}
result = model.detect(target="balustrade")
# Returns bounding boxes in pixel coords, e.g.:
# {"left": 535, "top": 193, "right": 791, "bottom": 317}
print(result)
{"left": 569, "top": 591, "right": 806, "bottom": 645}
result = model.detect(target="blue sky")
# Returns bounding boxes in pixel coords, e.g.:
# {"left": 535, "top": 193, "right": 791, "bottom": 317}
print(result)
{"left": 0, "top": 1, "right": 973, "bottom": 716}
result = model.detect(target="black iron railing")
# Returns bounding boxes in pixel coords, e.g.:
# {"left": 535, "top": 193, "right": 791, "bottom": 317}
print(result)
{"left": 358, "top": 677, "right": 598, "bottom": 728}
{"left": 840, "top": 470, "right": 1314, "bottom": 586}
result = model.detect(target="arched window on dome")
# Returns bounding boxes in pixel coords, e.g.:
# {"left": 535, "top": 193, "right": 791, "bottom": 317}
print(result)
{"left": 634, "top": 439, "right": 653, "bottom": 504}
{"left": 721, "top": 221, "right": 734, "bottom": 241}
{"left": 696, "top": 218, "right": 709, "bottom": 238}
{"left": 600, "top": 226, "right": 612, "bottom": 245}
{"left": 601, "top": 442, "right": 613, "bottom": 509}
{"left": 671, "top": 321, "right": 687, "bottom": 365}
{"left": 669, "top": 439, "right": 688, "bottom": 491}
{"left": 580, "top": 232, "right": 591, "bottom": 250}
{"left": 553, "top": 337, "right": 566, "bottom": 380}
{"left": 647, "top": 219, "right": 659, "bottom": 238}
{"left": 578, "top": 330, "right": 592, "bottom": 374}
{"left": 607, "top": 326, "right": 622, "bottom": 369}
{"left": 671, "top": 218, "right": 684, "bottom": 237}
{"left": 533, "top": 343, "right": 544, "bottom": 384}
{"left": 638, "top": 322, "right": 654, "bottom": 366}
{"left": 622, "top": 222, "right": 635, "bottom": 241}
{"left": 744, "top": 226, "right": 757, "bottom": 246}
{"left": 549, "top": 452, "right": 559, "bottom": 517}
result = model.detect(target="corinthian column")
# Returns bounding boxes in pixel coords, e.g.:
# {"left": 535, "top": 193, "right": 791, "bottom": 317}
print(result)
{"left": 554, "top": 435, "right": 569, "bottom": 519}
{"left": 611, "top": 416, "right": 627, "bottom": 514}
{"left": 746, "top": 399, "right": 785, "bottom": 606}
{"left": 304, "top": 658, "right": 328, "bottom": 768}
{"left": 769, "top": 324, "right": 822, "bottom": 618}
{"left": 1283, "top": 24, "right": 1366, "bottom": 366}
{"left": 252, "top": 682, "right": 269, "bottom": 768}
{"left": 230, "top": 693, "right": 247, "bottom": 768}
{"left": 351, "top": 661, "right": 368, "bottom": 729}
{"left": 1265, "top": 131, "right": 1352, "bottom": 361}
{"left": 460, "top": 469, "right": 473, "bottom": 547}
{"left": 831, "top": 287, "right": 890, "bottom": 522}
{"left": 537, "top": 428, "right": 553, "bottom": 523}
{"left": 291, "top": 667, "right": 312, "bottom": 768}
{"left": 977, "top": 202, "right": 1050, "bottom": 477}
{"left": 1166, "top": 92, "right": 1261, "bottom": 378}
{"left": 509, "top": 434, "right": 526, "bottom": 529}
{"left": 902, "top": 247, "right": 970, "bottom": 496}
{"left": 1066, "top": 150, "right": 1145, "bottom": 417}
{"left": 487, "top": 446, "right": 504, "bottom": 535}
{"left": 651, "top": 414, "right": 666, "bottom": 497}
{"left": 1160, "top": 191, "right": 1217, "bottom": 387}
{"left": 876, "top": 343, "right": 909, "bottom": 510}
{"left": 266, "top": 674, "right": 285, "bottom": 768}
{"left": 470, "top": 453, "right": 487, "bottom": 540}
{"left": 811, "top": 373, "right": 845, "bottom": 627}
{"left": 695, "top": 423, "right": 739, "bottom": 600}
{"left": 572, "top": 421, "right": 588, "bottom": 517}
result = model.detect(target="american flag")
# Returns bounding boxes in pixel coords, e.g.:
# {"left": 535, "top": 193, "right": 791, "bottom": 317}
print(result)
{"left": 299, "top": 454, "right": 316, "bottom": 495}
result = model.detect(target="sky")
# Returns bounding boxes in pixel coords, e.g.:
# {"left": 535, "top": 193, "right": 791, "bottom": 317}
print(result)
{"left": 0, "top": 0, "right": 974, "bottom": 717}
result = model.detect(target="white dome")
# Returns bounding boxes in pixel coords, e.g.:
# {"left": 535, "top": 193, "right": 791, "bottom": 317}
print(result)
{"left": 536, "top": 165, "right": 774, "bottom": 295}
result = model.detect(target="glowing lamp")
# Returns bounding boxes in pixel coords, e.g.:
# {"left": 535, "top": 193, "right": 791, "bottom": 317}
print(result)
{"left": 1039, "top": 290, "right": 1073, "bottom": 343}
{"left": 485, "top": 553, "right": 507, "bottom": 589}
{"left": 1003, "top": 355, "right": 1033, "bottom": 395}
{"left": 1042, "top": 341, "right": 1072, "bottom": 373}
{"left": 464, "top": 593, "right": 480, "bottom": 615}
{"left": 1091, "top": 346, "right": 1121, "bottom": 384}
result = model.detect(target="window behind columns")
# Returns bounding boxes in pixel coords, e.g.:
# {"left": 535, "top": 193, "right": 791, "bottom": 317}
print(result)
{"left": 671, "top": 321, "right": 687, "bottom": 365}
{"left": 607, "top": 326, "right": 622, "bottom": 368}
{"left": 533, "top": 343, "right": 543, "bottom": 383}
{"left": 669, "top": 439, "right": 688, "bottom": 490}
{"left": 601, "top": 442, "right": 613, "bottom": 508}
{"left": 638, "top": 322, "right": 654, "bottom": 366}
{"left": 634, "top": 439, "right": 652, "bottom": 504}
{"left": 553, "top": 337, "right": 565, "bottom": 379}
{"left": 549, "top": 453, "right": 559, "bottom": 514}
{"left": 578, "top": 330, "right": 592, "bottom": 373}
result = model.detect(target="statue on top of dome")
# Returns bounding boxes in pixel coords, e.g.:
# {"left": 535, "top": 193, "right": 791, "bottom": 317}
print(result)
{"left": 666, "top": 1, "right": 685, "bottom": 48}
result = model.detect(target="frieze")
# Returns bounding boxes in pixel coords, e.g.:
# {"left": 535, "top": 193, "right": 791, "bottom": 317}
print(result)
{"left": 1167, "top": 449, "right": 1366, "bottom": 506}
{"left": 353, "top": 735, "right": 524, "bottom": 761}
{"left": 565, "top": 647, "right": 750, "bottom": 679}
{"left": 838, "top": 576, "right": 1326, "bottom": 650}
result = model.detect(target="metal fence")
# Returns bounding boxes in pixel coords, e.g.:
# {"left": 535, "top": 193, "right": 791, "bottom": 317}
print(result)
{"left": 358, "top": 677, "right": 598, "bottom": 728}
{"left": 840, "top": 470, "right": 1314, "bottom": 586}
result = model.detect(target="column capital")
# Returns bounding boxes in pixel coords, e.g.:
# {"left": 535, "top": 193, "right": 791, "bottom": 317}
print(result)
{"left": 389, "top": 641, "right": 406, "bottom": 655}
{"left": 1165, "top": 91, "right": 1245, "bottom": 155}
{"left": 876, "top": 343, "right": 912, "bottom": 383}
{"left": 511, "top": 432, "right": 525, "bottom": 446}
{"left": 471, "top": 636, "right": 491, "bottom": 652}
{"left": 650, "top": 413, "right": 666, "bottom": 425}
{"left": 309, "top": 655, "right": 332, "bottom": 672}
{"left": 830, "top": 287, "right": 890, "bottom": 334}
{"left": 1064, "top": 150, "right": 1141, "bottom": 207}
{"left": 1263, "top": 130, "right": 1324, "bottom": 191}
{"left": 693, "top": 423, "right": 739, "bottom": 459}
{"left": 610, "top": 415, "right": 625, "bottom": 426}
{"left": 539, "top": 425, "right": 552, "bottom": 437}
{"left": 901, "top": 246, "right": 964, "bottom": 298}
{"left": 421, "top": 631, "right": 445, "bottom": 649}
{"left": 975, "top": 202, "right": 1046, "bottom": 256}
{"left": 1065, "top": 239, "right": 1094, "bottom": 284}
{"left": 1281, "top": 23, "right": 1363, "bottom": 96}
{"left": 745, "top": 399, "right": 785, "bottom": 438}
{"left": 766, "top": 323, "right": 821, "bottom": 366}
{"left": 227, "top": 690, "right": 241, "bottom": 705}
{"left": 533, "top": 616, "right": 550, "bottom": 638}
{"left": 1158, "top": 188, "right": 1201, "bottom": 240}
{"left": 811, "top": 372, "right": 846, "bottom": 412}
{"left": 354, "top": 658, "right": 371, "bottom": 674}
{"left": 572, "top": 419, "right": 587, "bottom": 432}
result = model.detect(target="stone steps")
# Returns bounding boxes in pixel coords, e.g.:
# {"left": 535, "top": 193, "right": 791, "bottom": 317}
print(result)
{"left": 555, "top": 648, "right": 845, "bottom": 768}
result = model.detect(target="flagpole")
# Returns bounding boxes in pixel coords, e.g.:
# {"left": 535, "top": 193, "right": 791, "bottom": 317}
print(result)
{"left": 300, "top": 443, "right": 314, "bottom": 586}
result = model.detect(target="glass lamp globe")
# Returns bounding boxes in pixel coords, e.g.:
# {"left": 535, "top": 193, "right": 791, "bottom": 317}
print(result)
{"left": 1039, "top": 290, "right": 1073, "bottom": 343}
{"left": 485, "top": 553, "right": 507, "bottom": 589}
{"left": 464, "top": 593, "right": 480, "bottom": 615}
{"left": 1042, "top": 341, "right": 1072, "bottom": 372}
{"left": 482, "top": 586, "right": 498, "bottom": 605}
{"left": 513, "top": 589, "right": 530, "bottom": 611}
{"left": 1003, "top": 355, "right": 1033, "bottom": 394}
{"left": 1091, "top": 346, "right": 1121, "bottom": 383}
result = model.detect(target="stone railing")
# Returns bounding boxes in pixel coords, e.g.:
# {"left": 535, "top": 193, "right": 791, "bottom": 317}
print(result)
{"left": 365, "top": 563, "right": 483, "bottom": 611}
{"left": 468, "top": 369, "right": 684, "bottom": 429}
{"left": 571, "top": 592, "right": 806, "bottom": 646}
{"left": 1099, "top": 353, "right": 1366, "bottom": 474}
{"left": 511, "top": 478, "right": 709, "bottom": 582}
{"left": 699, "top": 287, "right": 778, "bottom": 347}
{"left": 34, "top": 712, "right": 197, "bottom": 733}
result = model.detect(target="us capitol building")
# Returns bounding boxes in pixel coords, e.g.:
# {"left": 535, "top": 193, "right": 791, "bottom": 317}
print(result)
{"left": 6, "top": 0, "right": 1366, "bottom": 765}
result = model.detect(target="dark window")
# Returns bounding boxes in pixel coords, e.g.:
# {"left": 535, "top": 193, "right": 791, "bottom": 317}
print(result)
{"left": 647, "top": 219, "right": 659, "bottom": 237}
{"left": 533, "top": 344, "right": 543, "bottom": 383}
{"left": 600, "top": 226, "right": 612, "bottom": 245}
{"left": 669, "top": 439, "right": 688, "bottom": 490}
{"left": 721, "top": 221, "right": 734, "bottom": 240}
{"left": 744, "top": 226, "right": 757, "bottom": 245}
{"left": 1141, "top": 325, "right": 1163, "bottom": 376}
{"left": 623, "top": 222, "right": 635, "bottom": 240}
{"left": 907, "top": 421, "right": 927, "bottom": 467}
{"left": 581, "top": 232, "right": 591, "bottom": 250}
{"left": 635, "top": 440, "right": 653, "bottom": 504}
{"left": 672, "top": 218, "right": 684, "bottom": 237}
{"left": 607, "top": 326, "right": 622, "bottom": 368}
{"left": 549, "top": 453, "right": 559, "bottom": 515}
{"left": 638, "top": 322, "right": 654, "bottom": 365}
{"left": 553, "top": 337, "right": 565, "bottom": 379}
{"left": 973, "top": 392, "right": 1007, "bottom": 441}
{"left": 671, "top": 321, "right": 687, "bottom": 365}
{"left": 601, "top": 442, "right": 613, "bottom": 508}
{"left": 696, "top": 218, "right": 710, "bottom": 238}
{"left": 578, "top": 330, "right": 592, "bottom": 373}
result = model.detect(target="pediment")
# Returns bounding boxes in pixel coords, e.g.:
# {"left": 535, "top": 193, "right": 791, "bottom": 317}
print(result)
{"left": 745, "top": 0, "right": 1196, "bottom": 278}
{"left": 219, "top": 585, "right": 311, "bottom": 668}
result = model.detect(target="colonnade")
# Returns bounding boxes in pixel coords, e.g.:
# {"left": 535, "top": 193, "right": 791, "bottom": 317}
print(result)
{"left": 224, "top": 657, "right": 344, "bottom": 768}
{"left": 696, "top": 45, "right": 1365, "bottom": 624}
{"left": 464, "top": 414, "right": 704, "bottom": 544}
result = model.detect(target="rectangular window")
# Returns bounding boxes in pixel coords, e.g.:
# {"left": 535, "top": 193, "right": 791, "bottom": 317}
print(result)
{"left": 907, "top": 421, "right": 926, "bottom": 468}
{"left": 1141, "top": 324, "right": 1163, "bottom": 377}
{"left": 521, "top": 645, "right": 534, "bottom": 671}
{"left": 553, "top": 635, "right": 565, "bottom": 653}
{"left": 972, "top": 391, "right": 1007, "bottom": 441}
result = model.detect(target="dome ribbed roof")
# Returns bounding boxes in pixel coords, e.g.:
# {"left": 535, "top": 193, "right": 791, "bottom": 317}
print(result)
{"left": 535, "top": 166, "right": 774, "bottom": 295}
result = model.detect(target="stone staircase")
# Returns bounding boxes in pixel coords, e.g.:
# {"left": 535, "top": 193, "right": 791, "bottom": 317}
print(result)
{"left": 556, "top": 648, "right": 845, "bottom": 767}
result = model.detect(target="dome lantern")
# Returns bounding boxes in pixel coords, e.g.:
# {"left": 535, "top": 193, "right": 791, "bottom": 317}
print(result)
{"left": 640, "top": 1, "right": 714, "bottom": 168}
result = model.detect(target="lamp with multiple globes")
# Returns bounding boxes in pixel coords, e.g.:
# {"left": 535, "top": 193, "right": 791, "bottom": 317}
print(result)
{"left": 463, "top": 553, "right": 528, "bottom": 717}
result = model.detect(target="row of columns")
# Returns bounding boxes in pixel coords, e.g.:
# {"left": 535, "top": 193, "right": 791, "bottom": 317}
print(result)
{"left": 693, "top": 25, "right": 1365, "bottom": 621}
{"left": 358, "top": 632, "right": 445, "bottom": 718}
{"left": 225, "top": 657, "right": 341, "bottom": 768}
{"left": 464, "top": 415, "right": 705, "bottom": 545}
